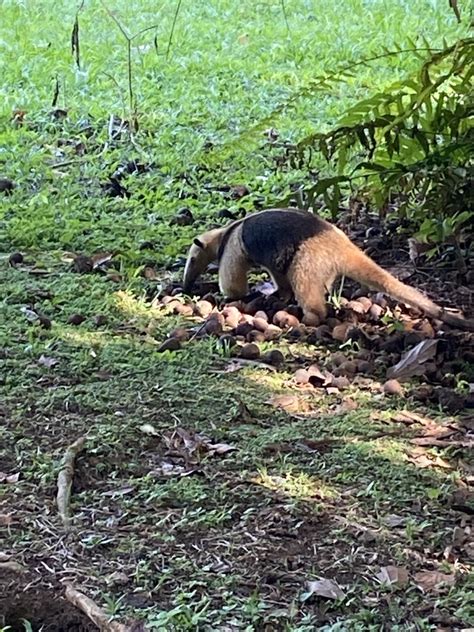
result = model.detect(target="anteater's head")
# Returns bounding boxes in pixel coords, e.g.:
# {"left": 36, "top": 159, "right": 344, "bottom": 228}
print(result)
{"left": 182, "top": 228, "right": 224, "bottom": 294}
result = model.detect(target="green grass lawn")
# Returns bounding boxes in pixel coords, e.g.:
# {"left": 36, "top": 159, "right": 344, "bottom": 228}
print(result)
{"left": 1, "top": 1, "right": 473, "bottom": 630}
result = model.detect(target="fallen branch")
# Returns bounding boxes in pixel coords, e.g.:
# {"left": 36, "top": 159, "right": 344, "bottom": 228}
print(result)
{"left": 57, "top": 436, "right": 85, "bottom": 528}
{"left": 65, "top": 585, "right": 129, "bottom": 632}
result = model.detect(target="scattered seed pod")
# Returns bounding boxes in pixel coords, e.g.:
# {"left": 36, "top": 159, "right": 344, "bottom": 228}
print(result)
{"left": 357, "top": 360, "right": 371, "bottom": 374}
{"left": 263, "top": 324, "right": 282, "bottom": 341}
{"left": 222, "top": 306, "right": 241, "bottom": 329}
{"left": 329, "top": 352, "right": 347, "bottom": 368}
{"left": 93, "top": 314, "right": 107, "bottom": 327}
{"left": 336, "top": 360, "right": 358, "bottom": 376}
{"left": 246, "top": 329, "right": 266, "bottom": 343}
{"left": 273, "top": 310, "right": 299, "bottom": 329}
{"left": 261, "top": 349, "right": 284, "bottom": 367}
{"left": 168, "top": 327, "right": 190, "bottom": 342}
{"left": 332, "top": 322, "right": 353, "bottom": 342}
{"left": 226, "top": 300, "right": 246, "bottom": 311}
{"left": 161, "top": 295, "right": 176, "bottom": 305}
{"left": 234, "top": 322, "right": 254, "bottom": 337}
{"left": 239, "top": 343, "right": 260, "bottom": 360}
{"left": 331, "top": 375, "right": 351, "bottom": 389}
{"left": 231, "top": 185, "right": 250, "bottom": 199}
{"left": 356, "top": 296, "right": 372, "bottom": 312}
{"left": 139, "top": 241, "right": 155, "bottom": 251}
{"left": 218, "top": 334, "right": 237, "bottom": 350}
{"left": 37, "top": 313, "right": 52, "bottom": 329}
{"left": 173, "top": 303, "right": 194, "bottom": 317}
{"left": 369, "top": 303, "right": 384, "bottom": 321}
{"left": 194, "top": 300, "right": 214, "bottom": 318}
{"left": 383, "top": 379, "right": 404, "bottom": 396}
{"left": 252, "top": 317, "right": 269, "bottom": 332}
{"left": 346, "top": 300, "right": 367, "bottom": 315}
{"left": 170, "top": 208, "right": 194, "bottom": 226}
{"left": 412, "top": 384, "right": 434, "bottom": 403}
{"left": 286, "top": 325, "right": 306, "bottom": 340}
{"left": 68, "top": 313, "right": 86, "bottom": 326}
{"left": 8, "top": 252, "right": 23, "bottom": 266}
{"left": 239, "top": 313, "right": 254, "bottom": 325}
{"left": 205, "top": 313, "right": 225, "bottom": 336}
{"left": 0, "top": 177, "right": 15, "bottom": 194}
{"left": 293, "top": 368, "right": 310, "bottom": 385}
{"left": 158, "top": 338, "right": 182, "bottom": 352}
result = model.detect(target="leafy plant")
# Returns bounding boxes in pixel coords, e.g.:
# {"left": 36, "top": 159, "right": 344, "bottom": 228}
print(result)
{"left": 293, "top": 37, "right": 473, "bottom": 251}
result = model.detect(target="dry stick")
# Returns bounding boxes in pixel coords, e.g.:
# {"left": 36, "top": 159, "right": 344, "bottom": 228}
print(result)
{"left": 65, "top": 585, "right": 129, "bottom": 632}
{"left": 57, "top": 436, "right": 85, "bottom": 528}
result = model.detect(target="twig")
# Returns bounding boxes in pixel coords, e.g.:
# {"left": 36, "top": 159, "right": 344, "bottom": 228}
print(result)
{"left": 57, "top": 436, "right": 85, "bottom": 528}
{"left": 166, "top": 0, "right": 183, "bottom": 60}
{"left": 65, "top": 585, "right": 129, "bottom": 632}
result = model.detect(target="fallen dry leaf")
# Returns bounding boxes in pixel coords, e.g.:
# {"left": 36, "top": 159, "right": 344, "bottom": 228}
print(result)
{"left": 38, "top": 355, "right": 59, "bottom": 368}
{"left": 266, "top": 394, "right": 312, "bottom": 414}
{"left": 414, "top": 570, "right": 455, "bottom": 592}
{"left": 407, "top": 446, "right": 452, "bottom": 470}
{"left": 0, "top": 560, "right": 26, "bottom": 573}
{"left": 384, "top": 514, "right": 407, "bottom": 528}
{"left": 0, "top": 514, "right": 14, "bottom": 526}
{"left": 139, "top": 423, "right": 159, "bottom": 436}
{"left": 0, "top": 472, "right": 20, "bottom": 484}
{"left": 304, "top": 578, "right": 345, "bottom": 600}
{"left": 375, "top": 565, "right": 409, "bottom": 587}
{"left": 387, "top": 339, "right": 438, "bottom": 381}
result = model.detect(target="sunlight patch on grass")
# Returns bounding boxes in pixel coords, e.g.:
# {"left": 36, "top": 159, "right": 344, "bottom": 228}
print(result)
{"left": 252, "top": 468, "right": 338, "bottom": 501}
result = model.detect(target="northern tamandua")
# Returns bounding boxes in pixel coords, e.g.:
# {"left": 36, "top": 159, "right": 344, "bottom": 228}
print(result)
{"left": 183, "top": 209, "right": 474, "bottom": 330}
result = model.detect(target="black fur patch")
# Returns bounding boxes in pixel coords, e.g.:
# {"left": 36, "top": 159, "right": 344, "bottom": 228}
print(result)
{"left": 241, "top": 209, "right": 330, "bottom": 273}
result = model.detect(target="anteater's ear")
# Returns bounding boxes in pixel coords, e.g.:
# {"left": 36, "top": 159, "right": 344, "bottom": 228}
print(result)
{"left": 193, "top": 238, "right": 204, "bottom": 249}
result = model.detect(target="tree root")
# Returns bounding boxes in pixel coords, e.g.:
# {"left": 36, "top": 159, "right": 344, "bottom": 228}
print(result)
{"left": 56, "top": 436, "right": 85, "bottom": 528}
{"left": 65, "top": 585, "right": 130, "bottom": 631}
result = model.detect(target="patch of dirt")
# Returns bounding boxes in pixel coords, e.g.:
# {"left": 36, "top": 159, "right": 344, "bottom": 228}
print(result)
{"left": 0, "top": 580, "right": 96, "bottom": 632}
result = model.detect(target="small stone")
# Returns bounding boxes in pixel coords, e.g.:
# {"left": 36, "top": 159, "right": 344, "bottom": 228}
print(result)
{"left": 239, "top": 343, "right": 260, "bottom": 360}
{"left": 173, "top": 303, "right": 194, "bottom": 317}
{"left": 252, "top": 317, "right": 269, "bottom": 332}
{"left": 293, "top": 369, "right": 310, "bottom": 384}
{"left": 383, "top": 379, "right": 404, "bottom": 396}
{"left": 68, "top": 313, "right": 86, "bottom": 326}
{"left": 234, "top": 322, "right": 254, "bottom": 337}
{"left": 194, "top": 300, "right": 214, "bottom": 318}
{"left": 369, "top": 303, "right": 384, "bottom": 320}
{"left": 273, "top": 310, "right": 299, "bottom": 329}
{"left": 168, "top": 327, "right": 190, "bottom": 342}
{"left": 8, "top": 252, "right": 23, "bottom": 266}
{"left": 93, "top": 314, "right": 108, "bottom": 327}
{"left": 263, "top": 324, "right": 282, "bottom": 341}
{"left": 261, "top": 349, "right": 284, "bottom": 367}
{"left": 246, "top": 330, "right": 266, "bottom": 343}
{"left": 158, "top": 338, "right": 181, "bottom": 352}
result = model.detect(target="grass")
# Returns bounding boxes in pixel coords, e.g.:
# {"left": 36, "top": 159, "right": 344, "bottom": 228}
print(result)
{"left": 1, "top": 1, "right": 473, "bottom": 630}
